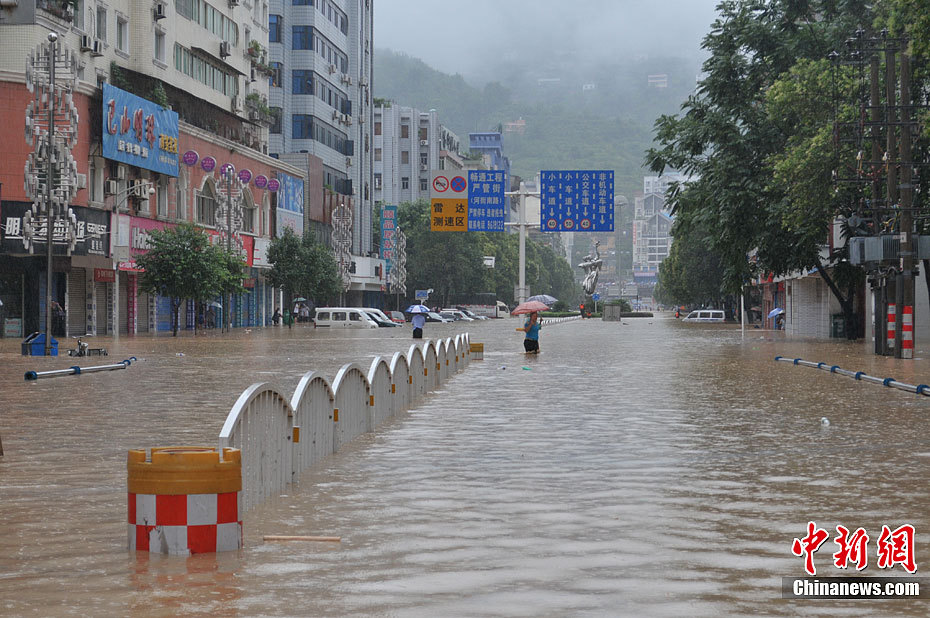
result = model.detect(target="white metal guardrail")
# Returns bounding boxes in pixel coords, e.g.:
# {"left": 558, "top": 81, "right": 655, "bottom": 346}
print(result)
{"left": 218, "top": 334, "right": 471, "bottom": 512}
{"left": 540, "top": 315, "right": 582, "bottom": 325}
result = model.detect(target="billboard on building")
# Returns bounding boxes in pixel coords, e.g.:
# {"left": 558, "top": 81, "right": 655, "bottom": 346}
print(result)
{"left": 380, "top": 204, "right": 397, "bottom": 274}
{"left": 102, "top": 84, "right": 180, "bottom": 177}
{"left": 275, "top": 172, "right": 304, "bottom": 237}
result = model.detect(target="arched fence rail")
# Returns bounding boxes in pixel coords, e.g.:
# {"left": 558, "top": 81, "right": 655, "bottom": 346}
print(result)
{"left": 218, "top": 335, "right": 472, "bottom": 512}
{"left": 540, "top": 316, "right": 582, "bottom": 325}
{"left": 774, "top": 355, "right": 930, "bottom": 397}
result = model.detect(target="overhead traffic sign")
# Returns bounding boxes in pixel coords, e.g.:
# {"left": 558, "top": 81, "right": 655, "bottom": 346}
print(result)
{"left": 429, "top": 170, "right": 506, "bottom": 232}
{"left": 540, "top": 170, "right": 614, "bottom": 232}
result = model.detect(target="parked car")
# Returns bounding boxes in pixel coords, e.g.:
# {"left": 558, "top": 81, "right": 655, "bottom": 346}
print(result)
{"left": 681, "top": 309, "right": 726, "bottom": 323}
{"left": 313, "top": 308, "right": 379, "bottom": 328}
{"left": 440, "top": 309, "right": 474, "bottom": 322}
{"left": 359, "top": 307, "right": 393, "bottom": 324}
{"left": 388, "top": 311, "right": 407, "bottom": 324}
{"left": 426, "top": 312, "right": 452, "bottom": 323}
{"left": 363, "top": 310, "right": 398, "bottom": 327}
{"left": 456, "top": 307, "right": 488, "bottom": 320}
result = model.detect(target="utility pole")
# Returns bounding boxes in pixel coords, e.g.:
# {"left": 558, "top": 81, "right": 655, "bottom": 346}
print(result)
{"left": 899, "top": 51, "right": 915, "bottom": 358}
{"left": 504, "top": 180, "right": 540, "bottom": 305}
{"left": 226, "top": 167, "right": 232, "bottom": 332}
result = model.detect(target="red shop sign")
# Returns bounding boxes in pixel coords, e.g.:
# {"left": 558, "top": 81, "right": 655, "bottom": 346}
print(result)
{"left": 94, "top": 268, "right": 116, "bottom": 283}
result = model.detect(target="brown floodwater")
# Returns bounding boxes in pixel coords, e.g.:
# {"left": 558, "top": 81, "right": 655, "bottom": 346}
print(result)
{"left": 1, "top": 316, "right": 929, "bottom": 616}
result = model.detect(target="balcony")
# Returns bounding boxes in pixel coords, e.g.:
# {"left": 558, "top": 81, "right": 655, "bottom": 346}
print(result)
{"left": 245, "top": 92, "right": 276, "bottom": 125}
{"left": 37, "top": 0, "right": 75, "bottom": 21}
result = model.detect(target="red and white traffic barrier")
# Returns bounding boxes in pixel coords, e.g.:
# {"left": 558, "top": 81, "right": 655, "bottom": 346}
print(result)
{"left": 887, "top": 304, "right": 896, "bottom": 354}
{"left": 128, "top": 447, "right": 243, "bottom": 555}
{"left": 902, "top": 305, "right": 914, "bottom": 360}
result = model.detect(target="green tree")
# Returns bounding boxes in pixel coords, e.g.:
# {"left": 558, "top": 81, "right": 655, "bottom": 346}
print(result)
{"left": 134, "top": 223, "right": 241, "bottom": 336}
{"left": 646, "top": 0, "right": 873, "bottom": 336}
{"left": 266, "top": 228, "right": 341, "bottom": 309}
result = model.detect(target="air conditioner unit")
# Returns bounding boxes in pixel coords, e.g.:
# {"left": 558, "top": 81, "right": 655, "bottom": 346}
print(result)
{"left": 231, "top": 97, "right": 241, "bottom": 112}
{"left": 332, "top": 109, "right": 339, "bottom": 121}
{"left": 77, "top": 173, "right": 87, "bottom": 189}
{"left": 419, "top": 139, "right": 428, "bottom": 146}
{"left": 80, "top": 35, "right": 93, "bottom": 52}
{"left": 328, "top": 63, "right": 336, "bottom": 74}
{"left": 249, "top": 109, "right": 261, "bottom": 121}
{"left": 154, "top": 1, "right": 167, "bottom": 20}
{"left": 91, "top": 39, "right": 104, "bottom": 57}
{"left": 116, "top": 166, "right": 127, "bottom": 180}
{"left": 342, "top": 113, "right": 350, "bottom": 124}
{"left": 346, "top": 156, "right": 352, "bottom": 167}
{"left": 220, "top": 41, "right": 231, "bottom": 58}
{"left": 341, "top": 74, "right": 352, "bottom": 85}
{"left": 419, "top": 164, "right": 428, "bottom": 171}
{"left": 359, "top": 77, "right": 368, "bottom": 88}
{"left": 104, "top": 179, "right": 118, "bottom": 195}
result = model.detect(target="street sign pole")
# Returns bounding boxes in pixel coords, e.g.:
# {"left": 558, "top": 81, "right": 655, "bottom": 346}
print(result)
{"left": 505, "top": 182, "right": 540, "bottom": 306}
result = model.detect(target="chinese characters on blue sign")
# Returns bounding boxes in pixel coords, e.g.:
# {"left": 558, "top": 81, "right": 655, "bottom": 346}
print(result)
{"left": 381, "top": 204, "right": 397, "bottom": 274}
{"left": 467, "top": 170, "right": 506, "bottom": 232}
{"left": 102, "top": 84, "right": 179, "bottom": 177}
{"left": 540, "top": 170, "right": 614, "bottom": 232}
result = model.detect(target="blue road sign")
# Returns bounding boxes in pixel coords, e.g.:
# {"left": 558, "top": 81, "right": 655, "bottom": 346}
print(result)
{"left": 467, "top": 170, "right": 506, "bottom": 232}
{"left": 540, "top": 170, "right": 614, "bottom": 232}
{"left": 592, "top": 293, "right": 601, "bottom": 301}
{"left": 415, "top": 289, "right": 430, "bottom": 300}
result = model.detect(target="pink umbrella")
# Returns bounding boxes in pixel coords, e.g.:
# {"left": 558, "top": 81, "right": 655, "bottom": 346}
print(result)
{"left": 511, "top": 300, "right": 549, "bottom": 315}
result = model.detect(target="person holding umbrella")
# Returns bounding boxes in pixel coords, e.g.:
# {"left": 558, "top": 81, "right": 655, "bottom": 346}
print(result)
{"left": 512, "top": 300, "right": 549, "bottom": 354}
{"left": 406, "top": 304, "right": 429, "bottom": 339}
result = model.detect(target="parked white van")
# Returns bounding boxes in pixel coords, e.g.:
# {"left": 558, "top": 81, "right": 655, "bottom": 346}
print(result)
{"left": 313, "top": 308, "right": 379, "bottom": 328}
{"left": 681, "top": 309, "right": 726, "bottom": 323}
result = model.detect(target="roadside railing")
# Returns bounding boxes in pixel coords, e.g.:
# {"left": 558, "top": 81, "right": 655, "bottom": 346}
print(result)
{"left": 218, "top": 333, "right": 471, "bottom": 512}
{"left": 541, "top": 315, "right": 582, "bottom": 325}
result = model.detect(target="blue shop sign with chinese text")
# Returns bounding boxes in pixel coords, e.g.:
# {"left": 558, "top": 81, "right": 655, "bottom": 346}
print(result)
{"left": 102, "top": 84, "right": 179, "bottom": 177}
{"left": 540, "top": 170, "right": 614, "bottom": 232}
{"left": 467, "top": 170, "right": 506, "bottom": 232}
{"left": 380, "top": 204, "right": 397, "bottom": 274}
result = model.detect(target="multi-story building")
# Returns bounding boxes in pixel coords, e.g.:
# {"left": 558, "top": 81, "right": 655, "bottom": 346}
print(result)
{"left": 632, "top": 177, "right": 677, "bottom": 285}
{"left": 0, "top": 0, "right": 309, "bottom": 336}
{"left": 267, "top": 0, "right": 376, "bottom": 304}
{"left": 372, "top": 104, "right": 460, "bottom": 207}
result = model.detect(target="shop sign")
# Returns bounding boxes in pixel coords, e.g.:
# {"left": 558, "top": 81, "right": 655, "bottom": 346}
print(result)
{"left": 94, "top": 268, "right": 116, "bottom": 283}
{"left": 1, "top": 203, "right": 109, "bottom": 256}
{"left": 102, "top": 84, "right": 179, "bottom": 177}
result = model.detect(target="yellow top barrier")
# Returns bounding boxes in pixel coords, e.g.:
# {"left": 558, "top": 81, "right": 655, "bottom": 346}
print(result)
{"left": 128, "top": 446, "right": 242, "bottom": 495}
{"left": 470, "top": 343, "right": 484, "bottom": 352}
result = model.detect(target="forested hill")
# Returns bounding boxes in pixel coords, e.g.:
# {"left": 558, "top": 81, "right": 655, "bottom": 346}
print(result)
{"left": 373, "top": 49, "right": 702, "bottom": 197}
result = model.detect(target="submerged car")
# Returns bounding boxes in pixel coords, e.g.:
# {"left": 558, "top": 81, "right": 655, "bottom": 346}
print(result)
{"left": 681, "top": 309, "right": 726, "bottom": 323}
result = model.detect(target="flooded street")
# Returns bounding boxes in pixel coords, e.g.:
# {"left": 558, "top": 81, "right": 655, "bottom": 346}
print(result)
{"left": 2, "top": 316, "right": 930, "bottom": 616}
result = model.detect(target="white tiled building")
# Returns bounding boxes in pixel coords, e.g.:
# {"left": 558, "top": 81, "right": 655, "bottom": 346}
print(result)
{"left": 372, "top": 104, "right": 460, "bottom": 206}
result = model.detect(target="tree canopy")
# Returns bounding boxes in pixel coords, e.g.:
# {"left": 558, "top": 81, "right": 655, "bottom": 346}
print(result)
{"left": 266, "top": 228, "right": 341, "bottom": 307}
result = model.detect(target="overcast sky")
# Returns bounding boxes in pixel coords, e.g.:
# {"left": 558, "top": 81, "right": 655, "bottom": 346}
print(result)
{"left": 374, "top": 0, "right": 723, "bottom": 79}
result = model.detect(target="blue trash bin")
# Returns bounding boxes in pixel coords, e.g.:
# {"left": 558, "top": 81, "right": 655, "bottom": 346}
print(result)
{"left": 21, "top": 332, "right": 58, "bottom": 356}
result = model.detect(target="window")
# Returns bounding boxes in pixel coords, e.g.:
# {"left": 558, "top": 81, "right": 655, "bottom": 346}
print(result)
{"left": 374, "top": 121, "right": 381, "bottom": 135}
{"left": 374, "top": 173, "right": 381, "bottom": 189}
{"left": 292, "top": 69, "right": 312, "bottom": 94}
{"left": 96, "top": 7, "right": 107, "bottom": 41}
{"left": 401, "top": 151, "right": 409, "bottom": 164}
{"left": 401, "top": 177, "right": 409, "bottom": 190}
{"left": 270, "top": 107, "right": 282, "bottom": 134}
{"left": 116, "top": 17, "right": 128, "bottom": 52}
{"left": 196, "top": 184, "right": 217, "bottom": 226}
{"left": 74, "top": 0, "right": 85, "bottom": 29}
{"left": 269, "top": 62, "right": 282, "bottom": 88}
{"left": 241, "top": 199, "right": 254, "bottom": 233}
{"left": 269, "top": 15, "right": 281, "bottom": 42}
{"left": 419, "top": 127, "right": 427, "bottom": 141}
{"left": 292, "top": 26, "right": 312, "bottom": 49}
{"left": 154, "top": 30, "right": 166, "bottom": 63}
{"left": 332, "top": 311, "right": 346, "bottom": 321}
{"left": 419, "top": 152, "right": 427, "bottom": 166}
{"left": 374, "top": 148, "right": 381, "bottom": 161}
{"left": 157, "top": 178, "right": 168, "bottom": 217}
{"left": 292, "top": 114, "right": 312, "bottom": 139}
{"left": 176, "top": 177, "right": 186, "bottom": 219}
{"left": 293, "top": 0, "right": 311, "bottom": 4}
{"left": 400, "top": 124, "right": 409, "bottom": 138}
{"left": 419, "top": 178, "right": 428, "bottom": 191}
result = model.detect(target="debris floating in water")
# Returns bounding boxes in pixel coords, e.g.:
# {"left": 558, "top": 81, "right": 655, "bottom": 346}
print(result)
{"left": 522, "top": 366, "right": 532, "bottom": 371}
{"left": 176, "top": 352, "right": 185, "bottom": 357}
{"left": 500, "top": 366, "right": 506, "bottom": 370}
{"left": 821, "top": 417, "right": 830, "bottom": 426}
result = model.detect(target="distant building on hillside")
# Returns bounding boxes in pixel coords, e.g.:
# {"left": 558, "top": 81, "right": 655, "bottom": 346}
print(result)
{"left": 648, "top": 74, "right": 669, "bottom": 88}
{"left": 632, "top": 173, "right": 689, "bottom": 284}
{"left": 503, "top": 117, "right": 526, "bottom": 134}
